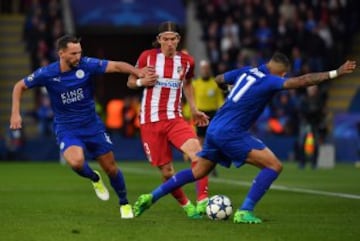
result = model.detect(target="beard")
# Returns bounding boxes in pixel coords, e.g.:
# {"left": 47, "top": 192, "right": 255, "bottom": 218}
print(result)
{"left": 66, "top": 59, "right": 80, "bottom": 69}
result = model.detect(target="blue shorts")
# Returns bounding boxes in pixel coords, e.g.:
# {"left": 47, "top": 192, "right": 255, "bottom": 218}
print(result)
{"left": 57, "top": 130, "right": 113, "bottom": 159}
{"left": 197, "top": 131, "right": 266, "bottom": 168}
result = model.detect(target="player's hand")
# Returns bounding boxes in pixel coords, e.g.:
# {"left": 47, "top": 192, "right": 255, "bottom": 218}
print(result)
{"left": 338, "top": 60, "right": 356, "bottom": 75}
{"left": 10, "top": 113, "right": 22, "bottom": 129}
{"left": 141, "top": 72, "right": 158, "bottom": 87}
{"left": 192, "top": 110, "right": 210, "bottom": 127}
{"left": 138, "top": 66, "right": 156, "bottom": 78}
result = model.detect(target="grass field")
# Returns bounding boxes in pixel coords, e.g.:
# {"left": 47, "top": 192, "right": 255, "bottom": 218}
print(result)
{"left": 1, "top": 161, "right": 359, "bottom": 241}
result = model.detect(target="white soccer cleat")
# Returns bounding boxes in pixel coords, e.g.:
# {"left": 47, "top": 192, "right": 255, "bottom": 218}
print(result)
{"left": 92, "top": 170, "right": 110, "bottom": 201}
{"left": 120, "top": 204, "right": 134, "bottom": 219}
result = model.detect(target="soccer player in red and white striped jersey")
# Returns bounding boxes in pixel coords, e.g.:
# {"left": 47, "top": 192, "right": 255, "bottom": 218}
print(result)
{"left": 128, "top": 21, "right": 209, "bottom": 218}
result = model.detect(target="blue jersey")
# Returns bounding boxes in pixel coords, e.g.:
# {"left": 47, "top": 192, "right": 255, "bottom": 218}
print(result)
{"left": 24, "top": 57, "right": 108, "bottom": 135}
{"left": 208, "top": 64, "right": 286, "bottom": 136}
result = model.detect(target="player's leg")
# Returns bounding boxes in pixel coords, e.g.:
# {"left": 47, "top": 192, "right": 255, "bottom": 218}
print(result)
{"left": 234, "top": 147, "right": 283, "bottom": 224}
{"left": 158, "top": 162, "right": 199, "bottom": 218}
{"left": 134, "top": 157, "right": 215, "bottom": 217}
{"left": 169, "top": 118, "right": 209, "bottom": 213}
{"left": 96, "top": 151, "right": 133, "bottom": 218}
{"left": 62, "top": 145, "right": 109, "bottom": 201}
{"left": 140, "top": 121, "right": 197, "bottom": 218}
{"left": 180, "top": 138, "right": 209, "bottom": 214}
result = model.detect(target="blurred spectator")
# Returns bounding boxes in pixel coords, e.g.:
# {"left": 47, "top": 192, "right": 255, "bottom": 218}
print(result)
{"left": 5, "top": 127, "right": 26, "bottom": 160}
{"left": 36, "top": 90, "right": 54, "bottom": 137}
{"left": 121, "top": 96, "right": 140, "bottom": 138}
{"left": 106, "top": 99, "right": 124, "bottom": 136}
{"left": 23, "top": 0, "right": 64, "bottom": 71}
{"left": 195, "top": 0, "right": 358, "bottom": 141}
{"left": 297, "top": 85, "right": 327, "bottom": 169}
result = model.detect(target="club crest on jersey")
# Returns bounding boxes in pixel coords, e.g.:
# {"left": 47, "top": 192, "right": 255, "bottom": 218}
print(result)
{"left": 177, "top": 66, "right": 183, "bottom": 74}
{"left": 75, "top": 69, "right": 85, "bottom": 79}
{"left": 27, "top": 73, "right": 34, "bottom": 82}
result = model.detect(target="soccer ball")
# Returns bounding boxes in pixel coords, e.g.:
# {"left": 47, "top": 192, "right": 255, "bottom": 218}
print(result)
{"left": 206, "top": 194, "right": 233, "bottom": 220}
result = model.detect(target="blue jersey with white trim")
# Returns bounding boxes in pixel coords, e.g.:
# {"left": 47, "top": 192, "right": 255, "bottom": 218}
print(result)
{"left": 208, "top": 64, "right": 286, "bottom": 135}
{"left": 24, "top": 57, "right": 108, "bottom": 132}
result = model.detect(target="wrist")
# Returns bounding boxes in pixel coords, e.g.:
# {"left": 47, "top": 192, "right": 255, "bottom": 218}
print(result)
{"left": 136, "top": 78, "right": 143, "bottom": 87}
{"left": 329, "top": 70, "right": 338, "bottom": 79}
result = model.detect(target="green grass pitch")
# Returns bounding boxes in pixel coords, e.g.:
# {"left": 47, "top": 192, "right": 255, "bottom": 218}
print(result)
{"left": 0, "top": 161, "right": 359, "bottom": 241}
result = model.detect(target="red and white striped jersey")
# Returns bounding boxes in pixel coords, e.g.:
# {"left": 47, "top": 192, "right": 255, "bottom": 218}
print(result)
{"left": 136, "top": 48, "right": 195, "bottom": 124}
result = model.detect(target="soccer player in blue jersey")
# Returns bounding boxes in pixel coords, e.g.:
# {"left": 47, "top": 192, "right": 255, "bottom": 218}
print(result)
{"left": 10, "top": 35, "right": 154, "bottom": 219}
{"left": 133, "top": 52, "right": 356, "bottom": 223}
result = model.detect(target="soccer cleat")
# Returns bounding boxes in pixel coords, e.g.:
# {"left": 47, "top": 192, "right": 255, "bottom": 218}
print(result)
{"left": 92, "top": 170, "right": 110, "bottom": 201}
{"left": 196, "top": 198, "right": 209, "bottom": 215}
{"left": 133, "top": 194, "right": 153, "bottom": 217}
{"left": 120, "top": 204, "right": 134, "bottom": 219}
{"left": 183, "top": 202, "right": 202, "bottom": 219}
{"left": 233, "top": 210, "right": 262, "bottom": 224}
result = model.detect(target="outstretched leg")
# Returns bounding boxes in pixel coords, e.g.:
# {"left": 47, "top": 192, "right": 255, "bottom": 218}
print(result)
{"left": 134, "top": 158, "right": 215, "bottom": 217}
{"left": 158, "top": 163, "right": 200, "bottom": 219}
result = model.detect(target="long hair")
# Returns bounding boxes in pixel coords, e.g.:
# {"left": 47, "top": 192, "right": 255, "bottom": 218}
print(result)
{"left": 152, "top": 21, "right": 181, "bottom": 48}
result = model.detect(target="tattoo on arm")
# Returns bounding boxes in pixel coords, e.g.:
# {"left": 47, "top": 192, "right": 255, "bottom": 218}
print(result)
{"left": 284, "top": 72, "right": 329, "bottom": 89}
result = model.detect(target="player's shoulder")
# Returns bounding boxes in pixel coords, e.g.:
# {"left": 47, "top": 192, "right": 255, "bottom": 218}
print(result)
{"left": 140, "top": 48, "right": 157, "bottom": 56}
{"left": 36, "top": 61, "right": 60, "bottom": 77}
{"left": 178, "top": 51, "right": 194, "bottom": 63}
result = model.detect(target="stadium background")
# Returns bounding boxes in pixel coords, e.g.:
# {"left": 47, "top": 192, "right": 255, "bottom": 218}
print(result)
{"left": 0, "top": 0, "right": 360, "bottom": 163}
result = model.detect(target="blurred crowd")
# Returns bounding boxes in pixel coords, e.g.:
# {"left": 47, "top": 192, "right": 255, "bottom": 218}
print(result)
{"left": 195, "top": 0, "right": 358, "bottom": 75}
{"left": 194, "top": 0, "right": 358, "bottom": 139}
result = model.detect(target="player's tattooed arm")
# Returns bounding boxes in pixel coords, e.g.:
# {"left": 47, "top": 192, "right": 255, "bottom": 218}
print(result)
{"left": 284, "top": 60, "right": 356, "bottom": 89}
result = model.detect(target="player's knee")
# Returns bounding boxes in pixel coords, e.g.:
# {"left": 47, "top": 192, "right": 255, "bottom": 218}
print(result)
{"left": 269, "top": 160, "right": 283, "bottom": 173}
{"left": 68, "top": 157, "right": 85, "bottom": 170}
{"left": 159, "top": 164, "right": 175, "bottom": 180}
{"left": 182, "top": 139, "right": 202, "bottom": 160}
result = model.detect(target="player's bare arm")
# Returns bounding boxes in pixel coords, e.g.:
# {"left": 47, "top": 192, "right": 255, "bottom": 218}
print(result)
{"left": 105, "top": 61, "right": 145, "bottom": 77}
{"left": 183, "top": 78, "right": 209, "bottom": 126}
{"left": 215, "top": 74, "right": 228, "bottom": 90}
{"left": 127, "top": 67, "right": 158, "bottom": 89}
{"left": 10, "top": 80, "right": 28, "bottom": 129}
{"left": 283, "top": 60, "right": 356, "bottom": 89}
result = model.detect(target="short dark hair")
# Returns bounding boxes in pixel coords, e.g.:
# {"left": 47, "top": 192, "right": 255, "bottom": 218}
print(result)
{"left": 271, "top": 52, "right": 291, "bottom": 70}
{"left": 56, "top": 35, "right": 81, "bottom": 51}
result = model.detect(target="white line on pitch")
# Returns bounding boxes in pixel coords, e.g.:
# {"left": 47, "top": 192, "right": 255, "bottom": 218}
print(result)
{"left": 121, "top": 167, "right": 360, "bottom": 200}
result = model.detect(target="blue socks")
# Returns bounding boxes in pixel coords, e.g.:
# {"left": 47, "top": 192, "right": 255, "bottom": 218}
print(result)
{"left": 152, "top": 169, "right": 196, "bottom": 203}
{"left": 73, "top": 163, "right": 128, "bottom": 205}
{"left": 240, "top": 168, "right": 279, "bottom": 211}
{"left": 109, "top": 169, "right": 128, "bottom": 205}
{"left": 73, "top": 162, "right": 99, "bottom": 182}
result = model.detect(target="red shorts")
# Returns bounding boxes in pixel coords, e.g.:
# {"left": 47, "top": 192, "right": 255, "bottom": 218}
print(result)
{"left": 140, "top": 118, "right": 197, "bottom": 166}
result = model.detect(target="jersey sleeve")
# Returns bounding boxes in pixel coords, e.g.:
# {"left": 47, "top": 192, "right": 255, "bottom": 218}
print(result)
{"left": 185, "top": 56, "right": 195, "bottom": 80}
{"left": 136, "top": 50, "right": 150, "bottom": 68}
{"left": 23, "top": 67, "right": 47, "bottom": 88}
{"left": 83, "top": 57, "right": 108, "bottom": 74}
{"left": 223, "top": 66, "right": 252, "bottom": 85}
{"left": 268, "top": 75, "right": 287, "bottom": 90}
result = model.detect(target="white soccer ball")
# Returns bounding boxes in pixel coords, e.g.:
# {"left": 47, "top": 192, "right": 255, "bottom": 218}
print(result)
{"left": 206, "top": 194, "right": 233, "bottom": 220}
